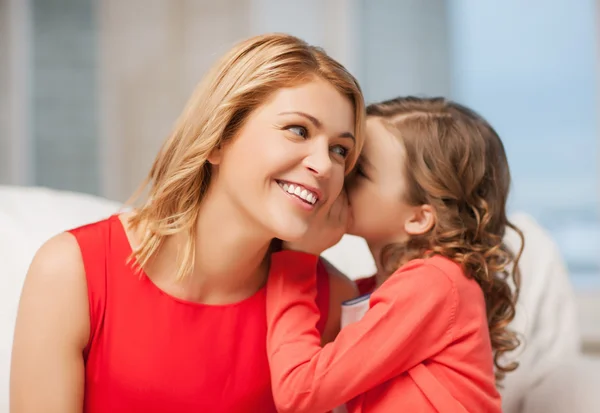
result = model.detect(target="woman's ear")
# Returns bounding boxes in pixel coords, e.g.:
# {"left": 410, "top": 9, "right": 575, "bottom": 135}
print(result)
{"left": 207, "top": 145, "right": 223, "bottom": 165}
{"left": 404, "top": 204, "right": 435, "bottom": 236}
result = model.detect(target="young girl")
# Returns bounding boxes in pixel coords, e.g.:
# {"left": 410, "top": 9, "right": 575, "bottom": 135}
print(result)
{"left": 9, "top": 33, "right": 364, "bottom": 413}
{"left": 266, "top": 96, "right": 524, "bottom": 412}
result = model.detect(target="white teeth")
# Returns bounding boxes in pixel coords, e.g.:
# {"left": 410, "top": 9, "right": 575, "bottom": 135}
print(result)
{"left": 278, "top": 181, "right": 318, "bottom": 205}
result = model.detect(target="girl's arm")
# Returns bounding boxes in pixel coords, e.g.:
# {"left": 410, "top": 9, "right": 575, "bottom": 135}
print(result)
{"left": 266, "top": 250, "right": 458, "bottom": 413}
{"left": 10, "top": 233, "right": 89, "bottom": 413}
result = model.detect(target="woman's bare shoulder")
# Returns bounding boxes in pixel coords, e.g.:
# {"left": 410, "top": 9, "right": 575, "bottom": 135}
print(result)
{"left": 17, "top": 232, "right": 90, "bottom": 347}
{"left": 10, "top": 232, "right": 90, "bottom": 411}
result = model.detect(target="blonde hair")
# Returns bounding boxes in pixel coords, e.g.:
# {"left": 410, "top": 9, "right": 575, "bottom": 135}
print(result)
{"left": 128, "top": 33, "right": 365, "bottom": 280}
{"left": 367, "top": 96, "right": 523, "bottom": 385}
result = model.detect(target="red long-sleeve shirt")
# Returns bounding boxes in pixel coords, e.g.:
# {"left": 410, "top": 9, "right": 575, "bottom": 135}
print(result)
{"left": 266, "top": 250, "right": 501, "bottom": 413}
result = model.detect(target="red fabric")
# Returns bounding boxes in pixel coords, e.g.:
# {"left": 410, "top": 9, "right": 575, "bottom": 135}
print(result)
{"left": 69, "top": 215, "right": 330, "bottom": 413}
{"left": 354, "top": 276, "right": 377, "bottom": 297}
{"left": 314, "top": 259, "right": 330, "bottom": 334}
{"left": 266, "top": 251, "right": 501, "bottom": 413}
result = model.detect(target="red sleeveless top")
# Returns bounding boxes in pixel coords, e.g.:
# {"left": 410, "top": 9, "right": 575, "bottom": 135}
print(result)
{"left": 69, "top": 215, "right": 330, "bottom": 413}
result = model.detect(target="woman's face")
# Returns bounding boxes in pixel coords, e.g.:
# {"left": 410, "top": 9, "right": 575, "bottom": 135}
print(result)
{"left": 210, "top": 77, "right": 356, "bottom": 241}
{"left": 347, "top": 118, "right": 415, "bottom": 247}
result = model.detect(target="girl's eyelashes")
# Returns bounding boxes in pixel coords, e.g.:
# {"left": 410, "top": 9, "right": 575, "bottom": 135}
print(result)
{"left": 355, "top": 163, "right": 368, "bottom": 179}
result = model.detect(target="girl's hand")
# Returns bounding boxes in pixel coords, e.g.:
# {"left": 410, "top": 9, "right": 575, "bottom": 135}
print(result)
{"left": 284, "top": 188, "right": 351, "bottom": 255}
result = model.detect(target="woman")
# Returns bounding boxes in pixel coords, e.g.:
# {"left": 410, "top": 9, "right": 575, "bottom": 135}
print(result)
{"left": 9, "top": 33, "right": 364, "bottom": 413}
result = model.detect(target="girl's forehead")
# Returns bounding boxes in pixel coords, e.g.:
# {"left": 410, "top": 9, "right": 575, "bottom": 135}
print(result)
{"left": 365, "top": 119, "right": 403, "bottom": 152}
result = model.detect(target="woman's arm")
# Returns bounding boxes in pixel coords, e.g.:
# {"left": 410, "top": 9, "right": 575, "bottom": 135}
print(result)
{"left": 266, "top": 251, "right": 457, "bottom": 413}
{"left": 10, "top": 233, "right": 90, "bottom": 413}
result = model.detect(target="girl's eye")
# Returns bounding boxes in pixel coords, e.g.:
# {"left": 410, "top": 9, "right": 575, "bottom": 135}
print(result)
{"left": 287, "top": 125, "right": 308, "bottom": 138}
{"left": 355, "top": 163, "right": 367, "bottom": 178}
{"left": 331, "top": 145, "right": 349, "bottom": 159}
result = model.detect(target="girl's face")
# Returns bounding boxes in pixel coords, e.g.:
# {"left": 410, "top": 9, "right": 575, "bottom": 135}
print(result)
{"left": 209, "top": 77, "right": 356, "bottom": 242}
{"left": 347, "top": 118, "right": 416, "bottom": 248}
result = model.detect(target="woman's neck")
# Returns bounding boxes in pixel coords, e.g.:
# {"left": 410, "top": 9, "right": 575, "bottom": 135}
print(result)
{"left": 153, "top": 191, "right": 273, "bottom": 305}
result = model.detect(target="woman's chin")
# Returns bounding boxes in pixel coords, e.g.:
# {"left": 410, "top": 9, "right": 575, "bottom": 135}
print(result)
{"left": 271, "top": 223, "right": 310, "bottom": 244}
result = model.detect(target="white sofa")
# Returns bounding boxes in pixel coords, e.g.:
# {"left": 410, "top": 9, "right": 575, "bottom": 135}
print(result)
{"left": 1, "top": 185, "right": 599, "bottom": 412}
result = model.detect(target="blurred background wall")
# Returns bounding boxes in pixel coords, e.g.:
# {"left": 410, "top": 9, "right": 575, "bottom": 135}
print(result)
{"left": 0, "top": 0, "right": 598, "bottom": 288}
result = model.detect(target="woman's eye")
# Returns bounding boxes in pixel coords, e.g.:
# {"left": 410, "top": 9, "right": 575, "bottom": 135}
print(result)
{"left": 331, "top": 145, "right": 349, "bottom": 159}
{"left": 287, "top": 125, "right": 308, "bottom": 138}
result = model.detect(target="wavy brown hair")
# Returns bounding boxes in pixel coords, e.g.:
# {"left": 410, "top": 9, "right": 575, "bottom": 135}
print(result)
{"left": 367, "top": 96, "right": 524, "bottom": 384}
{"left": 126, "top": 33, "right": 365, "bottom": 281}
